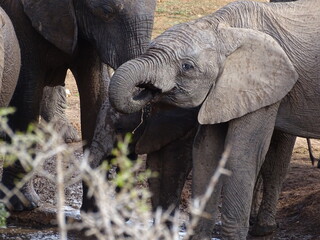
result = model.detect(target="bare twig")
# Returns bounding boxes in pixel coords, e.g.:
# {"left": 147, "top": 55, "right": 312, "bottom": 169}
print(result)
{"left": 0, "top": 111, "right": 231, "bottom": 240}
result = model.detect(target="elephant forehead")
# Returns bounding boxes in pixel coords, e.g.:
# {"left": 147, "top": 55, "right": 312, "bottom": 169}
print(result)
{"left": 150, "top": 26, "right": 216, "bottom": 56}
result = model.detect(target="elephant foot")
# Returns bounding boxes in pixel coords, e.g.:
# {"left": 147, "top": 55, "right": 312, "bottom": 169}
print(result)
{"left": 61, "top": 121, "right": 81, "bottom": 143}
{"left": 53, "top": 119, "right": 81, "bottom": 143}
{"left": 250, "top": 208, "right": 278, "bottom": 237}
{"left": 250, "top": 222, "right": 278, "bottom": 237}
{"left": 80, "top": 199, "right": 98, "bottom": 213}
{"left": 190, "top": 225, "right": 213, "bottom": 240}
{"left": 0, "top": 180, "right": 40, "bottom": 212}
{"left": 190, "top": 232, "right": 212, "bottom": 240}
{"left": 81, "top": 183, "right": 98, "bottom": 213}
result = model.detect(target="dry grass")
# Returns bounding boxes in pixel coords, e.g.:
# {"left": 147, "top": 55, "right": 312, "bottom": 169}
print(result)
{"left": 152, "top": 0, "right": 266, "bottom": 37}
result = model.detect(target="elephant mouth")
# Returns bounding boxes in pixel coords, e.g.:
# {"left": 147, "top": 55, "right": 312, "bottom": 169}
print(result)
{"left": 133, "top": 83, "right": 163, "bottom": 102}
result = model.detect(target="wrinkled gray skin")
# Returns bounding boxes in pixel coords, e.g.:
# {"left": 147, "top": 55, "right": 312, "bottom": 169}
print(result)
{"left": 249, "top": 0, "right": 296, "bottom": 236}
{"left": 0, "top": 0, "right": 156, "bottom": 212}
{"left": 0, "top": 5, "right": 22, "bottom": 207}
{"left": 0, "top": 7, "right": 20, "bottom": 110}
{"left": 40, "top": 86, "right": 81, "bottom": 143}
{"left": 109, "top": 0, "right": 320, "bottom": 239}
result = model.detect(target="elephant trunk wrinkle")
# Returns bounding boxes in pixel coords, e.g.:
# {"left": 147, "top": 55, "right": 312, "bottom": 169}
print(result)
{"left": 74, "top": 1, "right": 154, "bottom": 69}
{"left": 117, "top": 15, "right": 154, "bottom": 64}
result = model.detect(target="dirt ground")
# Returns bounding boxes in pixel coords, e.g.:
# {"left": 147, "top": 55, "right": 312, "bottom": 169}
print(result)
{"left": 4, "top": 0, "right": 320, "bottom": 239}
{"left": 274, "top": 139, "right": 320, "bottom": 240}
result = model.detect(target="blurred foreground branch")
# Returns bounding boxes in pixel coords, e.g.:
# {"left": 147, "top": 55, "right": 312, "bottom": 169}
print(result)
{"left": 0, "top": 108, "right": 231, "bottom": 240}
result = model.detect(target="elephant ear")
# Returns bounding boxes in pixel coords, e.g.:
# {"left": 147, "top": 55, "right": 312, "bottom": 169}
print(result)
{"left": 21, "top": 0, "right": 77, "bottom": 55}
{"left": 198, "top": 26, "right": 298, "bottom": 124}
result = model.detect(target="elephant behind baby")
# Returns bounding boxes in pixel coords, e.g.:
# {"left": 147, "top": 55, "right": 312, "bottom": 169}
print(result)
{"left": 109, "top": 0, "right": 320, "bottom": 239}
{"left": 0, "top": 0, "right": 156, "bottom": 212}
{"left": 0, "top": 5, "right": 20, "bottom": 191}
{"left": 0, "top": 7, "right": 20, "bottom": 109}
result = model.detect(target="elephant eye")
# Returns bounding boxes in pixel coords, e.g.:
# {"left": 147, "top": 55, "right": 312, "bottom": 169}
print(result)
{"left": 86, "top": 1, "right": 118, "bottom": 21}
{"left": 98, "top": 5, "right": 117, "bottom": 20}
{"left": 182, "top": 63, "right": 194, "bottom": 71}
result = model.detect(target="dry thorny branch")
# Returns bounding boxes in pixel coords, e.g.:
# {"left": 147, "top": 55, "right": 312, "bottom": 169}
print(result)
{"left": 0, "top": 108, "right": 231, "bottom": 240}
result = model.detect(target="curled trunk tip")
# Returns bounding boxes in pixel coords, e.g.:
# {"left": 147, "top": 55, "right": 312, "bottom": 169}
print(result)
{"left": 109, "top": 59, "right": 158, "bottom": 114}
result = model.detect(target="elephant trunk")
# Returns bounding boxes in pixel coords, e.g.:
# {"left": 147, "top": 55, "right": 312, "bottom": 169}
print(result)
{"left": 109, "top": 58, "right": 162, "bottom": 114}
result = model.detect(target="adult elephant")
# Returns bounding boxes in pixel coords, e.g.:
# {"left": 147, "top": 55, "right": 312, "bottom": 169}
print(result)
{"left": 109, "top": 0, "right": 320, "bottom": 239}
{"left": 0, "top": 4, "right": 20, "bottom": 198}
{"left": 0, "top": 0, "right": 156, "bottom": 212}
{"left": 0, "top": 7, "right": 20, "bottom": 109}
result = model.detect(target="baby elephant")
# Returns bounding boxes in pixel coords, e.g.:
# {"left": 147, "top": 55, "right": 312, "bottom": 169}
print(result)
{"left": 110, "top": 0, "right": 320, "bottom": 239}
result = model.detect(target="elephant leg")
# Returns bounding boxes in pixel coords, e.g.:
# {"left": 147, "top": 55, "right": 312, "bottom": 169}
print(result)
{"left": 146, "top": 128, "right": 195, "bottom": 213}
{"left": 250, "top": 130, "right": 295, "bottom": 236}
{"left": 2, "top": 67, "right": 44, "bottom": 211}
{"left": 0, "top": 161, "right": 40, "bottom": 211}
{"left": 220, "top": 104, "right": 280, "bottom": 239}
{"left": 71, "top": 42, "right": 108, "bottom": 212}
{"left": 40, "top": 85, "right": 81, "bottom": 143}
{"left": 90, "top": 64, "right": 121, "bottom": 168}
{"left": 250, "top": 173, "right": 263, "bottom": 225}
{"left": 191, "top": 123, "right": 228, "bottom": 240}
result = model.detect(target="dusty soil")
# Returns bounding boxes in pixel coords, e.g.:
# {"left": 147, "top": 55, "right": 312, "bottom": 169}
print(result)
{"left": 3, "top": 0, "right": 320, "bottom": 239}
{"left": 274, "top": 139, "right": 320, "bottom": 240}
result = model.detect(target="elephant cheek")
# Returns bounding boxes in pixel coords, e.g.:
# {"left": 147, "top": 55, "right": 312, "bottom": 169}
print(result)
{"left": 161, "top": 91, "right": 205, "bottom": 109}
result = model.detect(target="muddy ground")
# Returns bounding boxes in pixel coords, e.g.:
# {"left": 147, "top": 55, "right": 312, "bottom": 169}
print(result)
{"left": 2, "top": 0, "right": 320, "bottom": 239}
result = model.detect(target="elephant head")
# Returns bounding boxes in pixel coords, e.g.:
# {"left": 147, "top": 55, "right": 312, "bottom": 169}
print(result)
{"left": 21, "top": 0, "right": 156, "bottom": 69}
{"left": 109, "top": 20, "right": 298, "bottom": 123}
